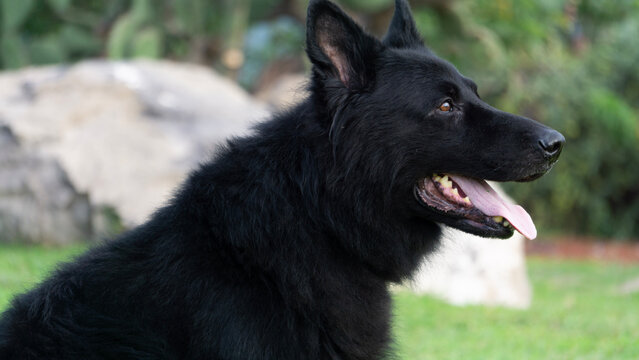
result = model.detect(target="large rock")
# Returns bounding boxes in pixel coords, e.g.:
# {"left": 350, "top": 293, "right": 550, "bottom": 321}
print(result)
{"left": 410, "top": 227, "right": 531, "bottom": 308}
{"left": 0, "top": 60, "right": 268, "bottom": 226}
{"left": 0, "top": 126, "right": 91, "bottom": 245}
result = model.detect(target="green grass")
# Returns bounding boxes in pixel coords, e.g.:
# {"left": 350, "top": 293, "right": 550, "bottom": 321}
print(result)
{"left": 1, "top": 245, "right": 638, "bottom": 359}
{"left": 394, "top": 258, "right": 639, "bottom": 359}
{"left": 0, "top": 244, "right": 86, "bottom": 308}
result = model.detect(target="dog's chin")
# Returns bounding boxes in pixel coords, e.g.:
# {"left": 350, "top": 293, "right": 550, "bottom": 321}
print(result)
{"left": 413, "top": 175, "right": 515, "bottom": 239}
{"left": 514, "top": 171, "right": 546, "bottom": 182}
{"left": 439, "top": 217, "right": 515, "bottom": 239}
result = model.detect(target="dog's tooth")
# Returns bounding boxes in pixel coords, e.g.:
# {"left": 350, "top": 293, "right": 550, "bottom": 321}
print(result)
{"left": 433, "top": 175, "right": 441, "bottom": 182}
{"left": 451, "top": 188, "right": 459, "bottom": 197}
{"left": 441, "top": 176, "right": 452, "bottom": 188}
{"left": 463, "top": 197, "right": 471, "bottom": 205}
{"left": 492, "top": 216, "right": 503, "bottom": 223}
{"left": 503, "top": 220, "right": 510, "bottom": 227}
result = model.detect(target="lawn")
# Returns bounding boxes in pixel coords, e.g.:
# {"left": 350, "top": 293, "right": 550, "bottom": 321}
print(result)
{"left": 1, "top": 244, "right": 638, "bottom": 359}
{"left": 394, "top": 258, "right": 639, "bottom": 359}
{"left": 0, "top": 244, "right": 86, "bottom": 308}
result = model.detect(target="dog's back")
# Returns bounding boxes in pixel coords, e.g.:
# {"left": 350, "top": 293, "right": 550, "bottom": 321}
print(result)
{"left": 0, "top": 111, "right": 394, "bottom": 359}
{"left": 0, "top": 227, "right": 186, "bottom": 359}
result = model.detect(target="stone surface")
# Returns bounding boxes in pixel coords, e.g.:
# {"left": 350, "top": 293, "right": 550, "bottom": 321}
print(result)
{"left": 0, "top": 60, "right": 268, "bottom": 226}
{"left": 411, "top": 228, "right": 531, "bottom": 308}
{"left": 0, "top": 126, "right": 91, "bottom": 244}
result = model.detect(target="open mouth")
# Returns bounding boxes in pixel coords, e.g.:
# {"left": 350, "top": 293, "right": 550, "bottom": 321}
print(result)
{"left": 415, "top": 174, "right": 537, "bottom": 240}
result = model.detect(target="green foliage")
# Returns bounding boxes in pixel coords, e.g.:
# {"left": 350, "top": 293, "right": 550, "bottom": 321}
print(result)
{"left": 97, "top": 206, "right": 126, "bottom": 236}
{"left": 0, "top": 0, "right": 34, "bottom": 68}
{"left": 0, "top": 0, "right": 267, "bottom": 67}
{"left": 1, "top": 0, "right": 34, "bottom": 31}
{"left": 106, "top": 0, "right": 162, "bottom": 59}
{"left": 0, "top": 33, "right": 28, "bottom": 68}
{"left": 238, "top": 16, "right": 304, "bottom": 89}
{"left": 340, "top": 0, "right": 393, "bottom": 12}
{"left": 0, "top": 0, "right": 103, "bottom": 68}
{"left": 46, "top": 0, "right": 71, "bottom": 14}
{"left": 132, "top": 27, "right": 161, "bottom": 58}
{"left": 0, "top": 0, "right": 637, "bottom": 239}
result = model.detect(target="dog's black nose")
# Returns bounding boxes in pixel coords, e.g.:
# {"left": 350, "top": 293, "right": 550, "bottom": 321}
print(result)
{"left": 538, "top": 129, "right": 565, "bottom": 161}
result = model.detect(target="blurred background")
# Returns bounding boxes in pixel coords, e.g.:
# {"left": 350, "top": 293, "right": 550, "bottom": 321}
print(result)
{"left": 0, "top": 0, "right": 638, "bottom": 358}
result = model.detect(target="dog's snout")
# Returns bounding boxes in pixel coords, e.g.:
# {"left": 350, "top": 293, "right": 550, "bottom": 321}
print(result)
{"left": 538, "top": 129, "right": 565, "bottom": 161}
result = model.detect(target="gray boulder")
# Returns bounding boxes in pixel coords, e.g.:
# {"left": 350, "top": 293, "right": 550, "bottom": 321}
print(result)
{"left": 0, "top": 60, "right": 268, "bottom": 226}
{"left": 0, "top": 126, "right": 91, "bottom": 245}
{"left": 410, "top": 227, "right": 531, "bottom": 308}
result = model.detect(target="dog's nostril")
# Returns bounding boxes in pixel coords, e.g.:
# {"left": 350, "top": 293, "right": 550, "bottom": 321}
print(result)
{"left": 539, "top": 140, "right": 561, "bottom": 154}
{"left": 538, "top": 130, "right": 565, "bottom": 159}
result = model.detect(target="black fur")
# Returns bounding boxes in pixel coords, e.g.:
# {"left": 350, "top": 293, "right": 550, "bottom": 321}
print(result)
{"left": 0, "top": 1, "right": 564, "bottom": 359}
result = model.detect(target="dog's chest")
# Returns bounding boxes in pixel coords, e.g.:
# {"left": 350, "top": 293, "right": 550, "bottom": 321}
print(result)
{"left": 318, "top": 279, "right": 392, "bottom": 359}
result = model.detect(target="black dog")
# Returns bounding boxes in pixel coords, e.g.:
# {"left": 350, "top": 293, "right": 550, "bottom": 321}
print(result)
{"left": 0, "top": 0, "right": 564, "bottom": 358}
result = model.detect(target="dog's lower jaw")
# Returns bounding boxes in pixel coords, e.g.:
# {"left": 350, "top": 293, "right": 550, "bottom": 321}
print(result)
{"left": 414, "top": 178, "right": 516, "bottom": 240}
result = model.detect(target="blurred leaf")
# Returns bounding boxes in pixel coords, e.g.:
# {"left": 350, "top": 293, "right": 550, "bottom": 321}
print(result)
{"left": 1, "top": 0, "right": 34, "bottom": 31}
{"left": 30, "top": 34, "right": 68, "bottom": 64}
{"left": 414, "top": 8, "right": 441, "bottom": 40}
{"left": 248, "top": 0, "right": 283, "bottom": 21}
{"left": 340, "top": 0, "right": 392, "bottom": 12}
{"left": 0, "top": 32, "right": 28, "bottom": 68}
{"left": 173, "top": 0, "right": 208, "bottom": 33}
{"left": 106, "top": 0, "right": 159, "bottom": 59}
{"left": 107, "top": 13, "right": 137, "bottom": 59}
{"left": 132, "top": 27, "right": 162, "bottom": 58}
{"left": 586, "top": 87, "right": 638, "bottom": 146}
{"left": 59, "top": 25, "right": 101, "bottom": 54}
{"left": 238, "top": 16, "right": 304, "bottom": 89}
{"left": 130, "top": 0, "right": 153, "bottom": 22}
{"left": 46, "top": 0, "right": 71, "bottom": 14}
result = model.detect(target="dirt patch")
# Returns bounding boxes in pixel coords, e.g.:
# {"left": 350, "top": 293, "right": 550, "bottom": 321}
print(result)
{"left": 526, "top": 237, "right": 639, "bottom": 263}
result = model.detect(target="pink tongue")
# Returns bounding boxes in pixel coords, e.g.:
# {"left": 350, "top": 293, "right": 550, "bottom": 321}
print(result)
{"left": 449, "top": 175, "right": 537, "bottom": 240}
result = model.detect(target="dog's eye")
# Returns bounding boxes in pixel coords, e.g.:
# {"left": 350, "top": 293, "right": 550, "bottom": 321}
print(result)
{"left": 439, "top": 101, "right": 453, "bottom": 112}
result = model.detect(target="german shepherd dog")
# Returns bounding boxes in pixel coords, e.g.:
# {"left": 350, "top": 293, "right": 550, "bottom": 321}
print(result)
{"left": 0, "top": 0, "right": 564, "bottom": 359}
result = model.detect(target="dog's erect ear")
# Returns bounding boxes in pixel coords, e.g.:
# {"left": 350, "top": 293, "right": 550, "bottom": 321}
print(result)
{"left": 306, "top": 0, "right": 380, "bottom": 89}
{"left": 383, "top": 0, "right": 423, "bottom": 48}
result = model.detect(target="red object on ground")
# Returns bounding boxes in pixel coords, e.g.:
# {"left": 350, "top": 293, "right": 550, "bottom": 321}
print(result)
{"left": 526, "top": 237, "right": 639, "bottom": 263}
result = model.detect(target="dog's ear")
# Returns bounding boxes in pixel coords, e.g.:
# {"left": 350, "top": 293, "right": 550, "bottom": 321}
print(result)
{"left": 306, "top": 0, "right": 381, "bottom": 90}
{"left": 383, "top": 0, "right": 423, "bottom": 48}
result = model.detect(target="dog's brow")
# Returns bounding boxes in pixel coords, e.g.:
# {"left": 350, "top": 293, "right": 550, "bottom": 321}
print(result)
{"left": 464, "top": 79, "right": 479, "bottom": 93}
{"left": 441, "top": 82, "right": 461, "bottom": 98}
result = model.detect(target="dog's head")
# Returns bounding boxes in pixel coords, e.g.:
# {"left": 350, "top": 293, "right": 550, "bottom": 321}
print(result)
{"left": 306, "top": 0, "right": 564, "bottom": 241}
